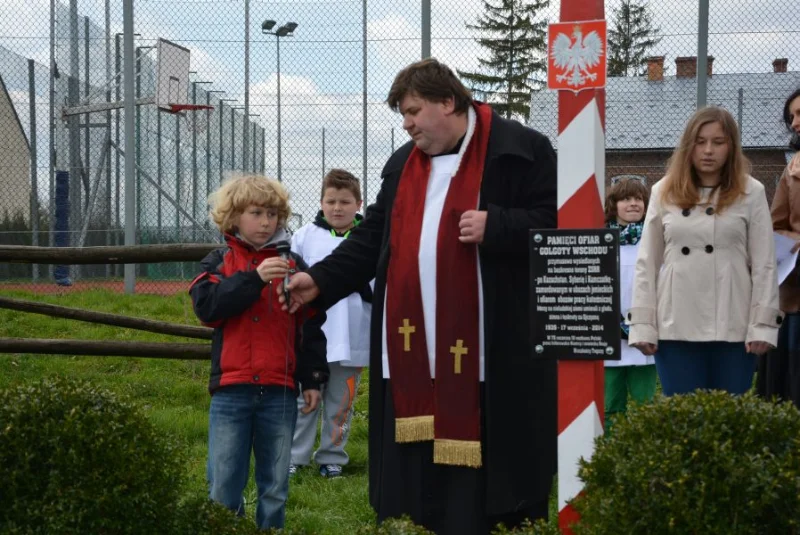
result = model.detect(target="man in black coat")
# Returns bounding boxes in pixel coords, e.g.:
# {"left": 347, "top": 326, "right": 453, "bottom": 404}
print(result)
{"left": 282, "top": 58, "right": 557, "bottom": 535}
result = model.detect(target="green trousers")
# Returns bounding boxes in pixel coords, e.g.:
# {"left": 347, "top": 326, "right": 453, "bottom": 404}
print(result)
{"left": 604, "top": 365, "right": 657, "bottom": 431}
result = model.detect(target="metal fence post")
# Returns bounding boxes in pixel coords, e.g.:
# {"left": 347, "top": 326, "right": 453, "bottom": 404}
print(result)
{"left": 362, "top": 0, "right": 368, "bottom": 203}
{"left": 243, "top": 0, "right": 250, "bottom": 170}
{"left": 697, "top": 0, "right": 710, "bottom": 108}
{"left": 156, "top": 104, "right": 162, "bottom": 232}
{"left": 105, "top": 0, "right": 112, "bottom": 277}
{"left": 28, "top": 59, "right": 39, "bottom": 282}
{"left": 48, "top": 0, "right": 55, "bottom": 281}
{"left": 84, "top": 17, "right": 90, "bottom": 247}
{"left": 68, "top": 0, "right": 82, "bottom": 280}
{"left": 122, "top": 0, "right": 136, "bottom": 294}
{"left": 421, "top": 0, "right": 431, "bottom": 59}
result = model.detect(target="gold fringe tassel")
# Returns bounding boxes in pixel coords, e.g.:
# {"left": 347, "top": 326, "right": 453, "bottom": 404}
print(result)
{"left": 395, "top": 415, "right": 434, "bottom": 442}
{"left": 433, "top": 439, "right": 482, "bottom": 468}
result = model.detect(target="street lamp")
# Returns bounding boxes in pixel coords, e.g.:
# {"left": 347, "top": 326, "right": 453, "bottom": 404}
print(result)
{"left": 261, "top": 19, "right": 298, "bottom": 182}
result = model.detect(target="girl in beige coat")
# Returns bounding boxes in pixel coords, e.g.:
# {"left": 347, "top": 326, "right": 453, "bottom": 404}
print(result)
{"left": 629, "top": 106, "right": 782, "bottom": 395}
{"left": 757, "top": 87, "right": 800, "bottom": 406}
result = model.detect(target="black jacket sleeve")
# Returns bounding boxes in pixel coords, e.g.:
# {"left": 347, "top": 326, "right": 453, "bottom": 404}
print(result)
{"left": 189, "top": 248, "right": 267, "bottom": 326}
{"left": 295, "top": 307, "right": 329, "bottom": 391}
{"left": 482, "top": 129, "right": 558, "bottom": 254}
{"left": 357, "top": 283, "right": 374, "bottom": 304}
{"left": 292, "top": 253, "right": 330, "bottom": 391}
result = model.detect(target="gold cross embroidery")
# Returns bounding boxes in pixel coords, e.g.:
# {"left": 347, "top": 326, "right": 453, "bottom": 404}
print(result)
{"left": 398, "top": 319, "right": 416, "bottom": 352}
{"left": 450, "top": 339, "right": 468, "bottom": 374}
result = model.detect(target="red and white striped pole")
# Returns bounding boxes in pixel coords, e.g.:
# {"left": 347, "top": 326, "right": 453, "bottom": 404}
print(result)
{"left": 556, "top": 0, "right": 606, "bottom": 533}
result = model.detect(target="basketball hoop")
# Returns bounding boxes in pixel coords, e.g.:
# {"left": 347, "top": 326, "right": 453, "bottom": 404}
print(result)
{"left": 162, "top": 103, "right": 213, "bottom": 115}
{"left": 164, "top": 103, "right": 215, "bottom": 135}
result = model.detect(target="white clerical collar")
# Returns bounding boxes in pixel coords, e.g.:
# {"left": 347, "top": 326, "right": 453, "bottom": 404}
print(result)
{"left": 448, "top": 106, "right": 477, "bottom": 178}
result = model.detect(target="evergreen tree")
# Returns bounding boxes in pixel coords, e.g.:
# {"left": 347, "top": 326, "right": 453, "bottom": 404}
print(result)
{"left": 457, "top": 0, "right": 549, "bottom": 121}
{"left": 607, "top": 0, "right": 662, "bottom": 77}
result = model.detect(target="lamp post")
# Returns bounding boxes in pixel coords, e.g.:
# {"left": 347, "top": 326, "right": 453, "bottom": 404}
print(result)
{"left": 261, "top": 19, "right": 298, "bottom": 182}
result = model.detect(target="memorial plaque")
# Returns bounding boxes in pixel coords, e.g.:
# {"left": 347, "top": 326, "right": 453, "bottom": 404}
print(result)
{"left": 529, "top": 228, "right": 621, "bottom": 360}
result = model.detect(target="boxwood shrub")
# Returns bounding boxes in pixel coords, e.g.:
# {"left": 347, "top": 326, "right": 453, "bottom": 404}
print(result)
{"left": 573, "top": 391, "right": 800, "bottom": 534}
{"left": 0, "top": 377, "right": 183, "bottom": 534}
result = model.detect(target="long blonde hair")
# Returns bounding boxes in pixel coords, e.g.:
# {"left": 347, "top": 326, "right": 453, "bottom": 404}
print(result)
{"left": 661, "top": 106, "right": 749, "bottom": 213}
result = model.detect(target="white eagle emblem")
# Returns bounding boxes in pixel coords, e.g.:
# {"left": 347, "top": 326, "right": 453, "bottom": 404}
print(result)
{"left": 550, "top": 26, "right": 604, "bottom": 88}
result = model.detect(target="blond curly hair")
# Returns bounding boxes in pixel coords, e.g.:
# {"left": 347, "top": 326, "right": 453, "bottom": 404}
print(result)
{"left": 208, "top": 174, "right": 291, "bottom": 233}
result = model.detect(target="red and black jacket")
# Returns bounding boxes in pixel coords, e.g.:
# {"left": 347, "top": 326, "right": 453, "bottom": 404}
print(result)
{"left": 189, "top": 233, "right": 329, "bottom": 394}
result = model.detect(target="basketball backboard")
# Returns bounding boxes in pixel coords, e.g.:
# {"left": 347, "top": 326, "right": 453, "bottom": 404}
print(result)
{"left": 61, "top": 37, "right": 204, "bottom": 118}
{"left": 155, "top": 39, "right": 191, "bottom": 111}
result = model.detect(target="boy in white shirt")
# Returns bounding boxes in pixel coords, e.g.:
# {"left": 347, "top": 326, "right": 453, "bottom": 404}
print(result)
{"left": 604, "top": 176, "right": 655, "bottom": 431}
{"left": 289, "top": 169, "right": 372, "bottom": 478}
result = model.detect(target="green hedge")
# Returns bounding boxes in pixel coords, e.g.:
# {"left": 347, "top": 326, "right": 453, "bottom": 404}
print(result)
{"left": 492, "top": 519, "right": 560, "bottom": 534}
{"left": 354, "top": 517, "right": 556, "bottom": 535}
{"left": 573, "top": 391, "right": 800, "bottom": 534}
{"left": 0, "top": 377, "right": 184, "bottom": 534}
{"left": 0, "top": 377, "right": 558, "bottom": 534}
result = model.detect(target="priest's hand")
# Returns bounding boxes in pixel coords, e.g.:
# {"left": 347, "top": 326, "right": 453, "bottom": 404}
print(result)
{"left": 459, "top": 210, "right": 487, "bottom": 244}
{"left": 301, "top": 389, "right": 321, "bottom": 414}
{"left": 278, "top": 272, "right": 320, "bottom": 313}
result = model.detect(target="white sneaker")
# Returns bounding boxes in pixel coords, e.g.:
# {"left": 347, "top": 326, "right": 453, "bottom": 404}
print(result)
{"left": 319, "top": 464, "right": 343, "bottom": 478}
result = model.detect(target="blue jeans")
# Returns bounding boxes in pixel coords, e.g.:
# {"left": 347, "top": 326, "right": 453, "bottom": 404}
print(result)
{"left": 655, "top": 341, "right": 756, "bottom": 396}
{"left": 207, "top": 384, "right": 297, "bottom": 530}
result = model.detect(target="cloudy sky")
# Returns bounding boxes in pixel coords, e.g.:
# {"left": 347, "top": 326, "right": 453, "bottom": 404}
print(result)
{"left": 0, "top": 0, "right": 795, "bottom": 223}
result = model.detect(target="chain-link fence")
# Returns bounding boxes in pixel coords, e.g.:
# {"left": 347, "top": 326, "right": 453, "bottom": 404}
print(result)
{"left": 0, "top": 0, "right": 797, "bottom": 293}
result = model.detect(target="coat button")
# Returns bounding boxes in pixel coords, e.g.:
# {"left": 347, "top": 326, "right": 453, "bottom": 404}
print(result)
{"left": 253, "top": 316, "right": 259, "bottom": 322}
{"left": 682, "top": 209, "right": 691, "bottom": 217}
{"left": 777, "top": 316, "right": 783, "bottom": 325}
{"left": 706, "top": 207, "right": 715, "bottom": 215}
{"left": 252, "top": 259, "right": 258, "bottom": 265}
{"left": 705, "top": 245, "right": 714, "bottom": 253}
{"left": 253, "top": 375, "right": 260, "bottom": 381}
{"left": 681, "top": 246, "right": 690, "bottom": 255}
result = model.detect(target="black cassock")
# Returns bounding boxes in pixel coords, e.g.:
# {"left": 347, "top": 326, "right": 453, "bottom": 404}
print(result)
{"left": 307, "top": 111, "right": 558, "bottom": 535}
{"left": 757, "top": 313, "right": 800, "bottom": 407}
{"left": 371, "top": 383, "right": 549, "bottom": 535}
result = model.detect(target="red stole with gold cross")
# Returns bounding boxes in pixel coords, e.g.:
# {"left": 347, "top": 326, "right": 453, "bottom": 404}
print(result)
{"left": 384, "top": 102, "right": 491, "bottom": 468}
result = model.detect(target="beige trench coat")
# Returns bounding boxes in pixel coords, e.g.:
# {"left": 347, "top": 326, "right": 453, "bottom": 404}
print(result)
{"left": 628, "top": 176, "right": 782, "bottom": 347}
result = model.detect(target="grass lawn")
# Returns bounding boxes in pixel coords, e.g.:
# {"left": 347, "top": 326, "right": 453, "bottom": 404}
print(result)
{"left": 0, "top": 287, "right": 559, "bottom": 533}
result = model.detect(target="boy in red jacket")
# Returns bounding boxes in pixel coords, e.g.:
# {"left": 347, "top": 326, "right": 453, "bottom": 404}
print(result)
{"left": 189, "top": 174, "right": 328, "bottom": 530}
